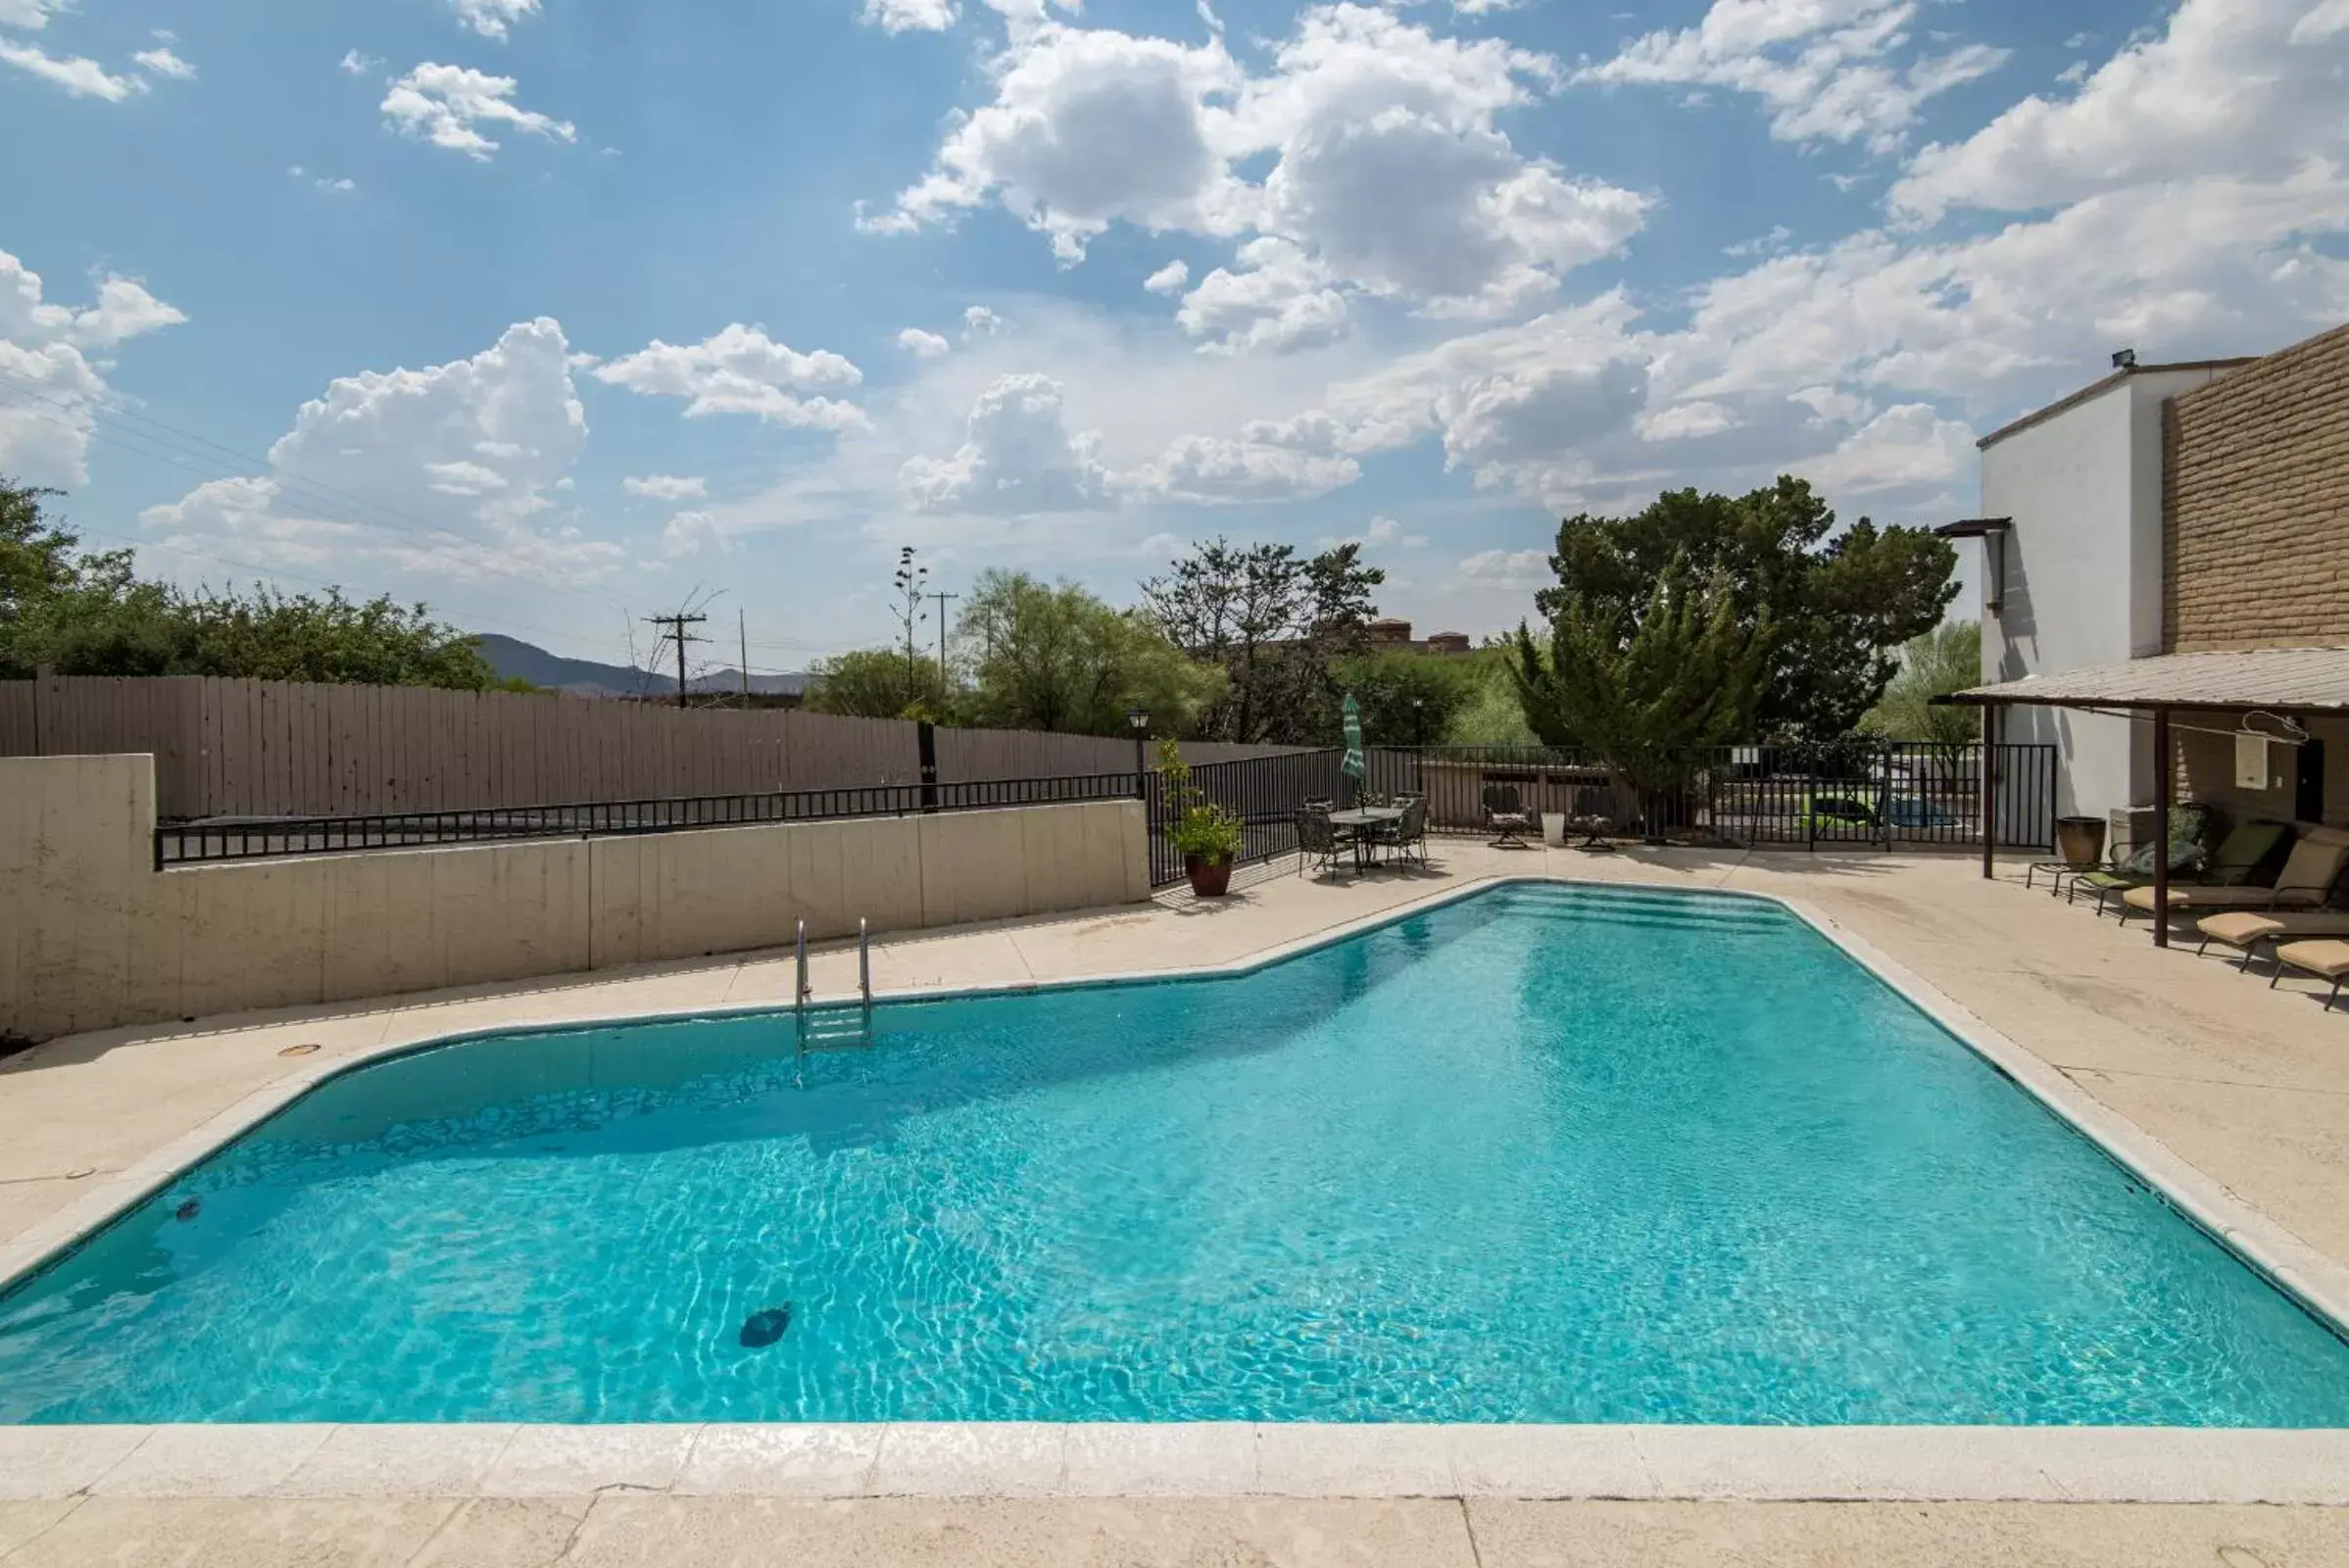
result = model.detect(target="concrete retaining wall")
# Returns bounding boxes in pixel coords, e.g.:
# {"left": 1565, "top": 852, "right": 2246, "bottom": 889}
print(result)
{"left": 0, "top": 754, "right": 1150, "bottom": 1042}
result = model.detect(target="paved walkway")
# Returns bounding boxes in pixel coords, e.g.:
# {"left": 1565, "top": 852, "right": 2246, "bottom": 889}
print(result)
{"left": 5, "top": 840, "right": 2348, "bottom": 1563}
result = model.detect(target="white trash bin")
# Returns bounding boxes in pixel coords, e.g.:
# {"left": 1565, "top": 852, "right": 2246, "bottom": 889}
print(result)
{"left": 1540, "top": 810, "right": 1567, "bottom": 849}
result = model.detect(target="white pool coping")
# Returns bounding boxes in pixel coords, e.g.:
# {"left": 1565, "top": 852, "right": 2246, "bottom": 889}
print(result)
{"left": 6, "top": 872, "right": 2349, "bottom": 1504}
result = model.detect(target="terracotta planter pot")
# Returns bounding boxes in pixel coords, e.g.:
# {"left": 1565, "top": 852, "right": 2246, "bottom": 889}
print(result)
{"left": 1184, "top": 852, "right": 1235, "bottom": 897}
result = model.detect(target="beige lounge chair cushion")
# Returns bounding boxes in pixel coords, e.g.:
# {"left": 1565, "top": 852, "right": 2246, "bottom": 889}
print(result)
{"left": 2123, "top": 824, "right": 2349, "bottom": 913}
{"left": 2196, "top": 909, "right": 2349, "bottom": 947}
{"left": 2275, "top": 939, "right": 2349, "bottom": 981}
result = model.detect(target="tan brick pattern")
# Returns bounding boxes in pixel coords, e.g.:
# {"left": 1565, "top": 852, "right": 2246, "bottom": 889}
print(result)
{"left": 2164, "top": 320, "right": 2349, "bottom": 653}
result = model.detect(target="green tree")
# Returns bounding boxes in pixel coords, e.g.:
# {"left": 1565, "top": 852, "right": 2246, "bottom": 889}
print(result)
{"left": 1534, "top": 478, "right": 1956, "bottom": 739}
{"left": 1140, "top": 537, "right": 1383, "bottom": 744}
{"left": 1859, "top": 619, "right": 1982, "bottom": 744}
{"left": 1510, "top": 560, "right": 1774, "bottom": 798}
{"left": 803, "top": 646, "right": 951, "bottom": 720}
{"left": 1444, "top": 652, "right": 1541, "bottom": 746}
{"left": 2, "top": 478, "right": 495, "bottom": 687}
{"left": 959, "top": 569, "right": 1220, "bottom": 736}
{"left": 1323, "top": 649, "right": 1478, "bottom": 747}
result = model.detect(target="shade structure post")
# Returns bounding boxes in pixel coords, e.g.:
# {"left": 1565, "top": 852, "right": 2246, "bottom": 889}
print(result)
{"left": 2152, "top": 707, "right": 2172, "bottom": 949}
{"left": 1980, "top": 703, "right": 1998, "bottom": 879}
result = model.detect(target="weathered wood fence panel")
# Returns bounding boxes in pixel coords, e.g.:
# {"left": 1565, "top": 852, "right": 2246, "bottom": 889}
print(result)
{"left": 0, "top": 677, "right": 1306, "bottom": 819}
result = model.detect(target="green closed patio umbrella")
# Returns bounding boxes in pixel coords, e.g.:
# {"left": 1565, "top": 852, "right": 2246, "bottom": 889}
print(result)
{"left": 1341, "top": 693, "right": 1365, "bottom": 805}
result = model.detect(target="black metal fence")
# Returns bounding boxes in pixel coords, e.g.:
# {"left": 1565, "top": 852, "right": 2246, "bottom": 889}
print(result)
{"left": 1147, "top": 740, "right": 2058, "bottom": 884}
{"left": 1145, "top": 749, "right": 1348, "bottom": 888}
{"left": 156, "top": 772, "right": 1143, "bottom": 866}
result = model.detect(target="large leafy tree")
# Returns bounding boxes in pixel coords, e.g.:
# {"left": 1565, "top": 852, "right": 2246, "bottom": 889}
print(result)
{"left": 3, "top": 478, "right": 495, "bottom": 687}
{"left": 1510, "top": 560, "right": 1774, "bottom": 797}
{"left": 959, "top": 569, "right": 1221, "bottom": 736}
{"left": 801, "top": 646, "right": 953, "bottom": 720}
{"left": 1140, "top": 537, "right": 1383, "bottom": 744}
{"left": 1534, "top": 478, "right": 1956, "bottom": 739}
{"left": 1322, "top": 648, "right": 1480, "bottom": 748}
{"left": 1859, "top": 619, "right": 1982, "bottom": 744}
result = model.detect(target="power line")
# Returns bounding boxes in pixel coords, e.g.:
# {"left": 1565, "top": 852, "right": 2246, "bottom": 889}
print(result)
{"left": 642, "top": 610, "right": 710, "bottom": 710}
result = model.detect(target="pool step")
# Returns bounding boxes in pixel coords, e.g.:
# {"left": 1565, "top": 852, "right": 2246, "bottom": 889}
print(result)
{"left": 797, "top": 1005, "right": 873, "bottom": 1054}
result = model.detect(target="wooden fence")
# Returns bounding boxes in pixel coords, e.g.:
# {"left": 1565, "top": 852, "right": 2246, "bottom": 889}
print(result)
{"left": 0, "top": 677, "right": 1300, "bottom": 821}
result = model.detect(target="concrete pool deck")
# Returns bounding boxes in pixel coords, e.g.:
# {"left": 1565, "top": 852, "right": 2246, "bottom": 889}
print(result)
{"left": 5, "top": 843, "right": 2349, "bottom": 1560}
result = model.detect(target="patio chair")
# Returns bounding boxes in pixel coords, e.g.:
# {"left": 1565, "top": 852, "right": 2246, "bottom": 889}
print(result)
{"left": 2196, "top": 907, "right": 2349, "bottom": 969}
{"left": 2270, "top": 938, "right": 2349, "bottom": 1010}
{"left": 2122, "top": 824, "right": 2349, "bottom": 924}
{"left": 1295, "top": 805, "right": 1348, "bottom": 879}
{"left": 2067, "top": 805, "right": 2219, "bottom": 915}
{"left": 2113, "top": 819, "right": 2305, "bottom": 925}
{"left": 1563, "top": 786, "right": 1615, "bottom": 851}
{"left": 1482, "top": 783, "right": 1533, "bottom": 849}
{"left": 1375, "top": 794, "right": 1429, "bottom": 867}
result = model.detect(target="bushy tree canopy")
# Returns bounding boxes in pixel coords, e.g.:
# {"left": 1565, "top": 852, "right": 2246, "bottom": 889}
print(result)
{"left": 958, "top": 569, "right": 1220, "bottom": 737}
{"left": 1141, "top": 537, "right": 1383, "bottom": 745}
{"left": 2, "top": 479, "right": 496, "bottom": 687}
{"left": 1859, "top": 619, "right": 1982, "bottom": 744}
{"left": 1511, "top": 559, "right": 1774, "bottom": 796}
{"left": 1534, "top": 478, "right": 1956, "bottom": 740}
{"left": 802, "top": 646, "right": 952, "bottom": 720}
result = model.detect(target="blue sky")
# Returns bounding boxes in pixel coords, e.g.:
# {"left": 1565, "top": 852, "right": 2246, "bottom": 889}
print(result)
{"left": 4, "top": 0, "right": 2345, "bottom": 679}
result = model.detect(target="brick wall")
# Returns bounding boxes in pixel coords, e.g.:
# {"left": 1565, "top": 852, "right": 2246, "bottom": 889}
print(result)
{"left": 2163, "top": 320, "right": 2349, "bottom": 652}
{"left": 2173, "top": 713, "right": 2349, "bottom": 830}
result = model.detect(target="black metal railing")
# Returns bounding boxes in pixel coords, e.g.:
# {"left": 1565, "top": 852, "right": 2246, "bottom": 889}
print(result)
{"left": 156, "top": 772, "right": 1144, "bottom": 866}
{"left": 1365, "top": 741, "right": 2057, "bottom": 851}
{"left": 1147, "top": 749, "right": 1347, "bottom": 887}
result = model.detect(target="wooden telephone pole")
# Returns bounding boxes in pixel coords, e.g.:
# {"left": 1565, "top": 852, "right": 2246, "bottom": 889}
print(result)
{"left": 926, "top": 590, "right": 959, "bottom": 685}
{"left": 643, "top": 611, "right": 710, "bottom": 709}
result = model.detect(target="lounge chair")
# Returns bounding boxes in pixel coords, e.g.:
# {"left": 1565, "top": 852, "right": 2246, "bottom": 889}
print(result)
{"left": 2196, "top": 906, "right": 2349, "bottom": 968}
{"left": 2270, "top": 938, "right": 2349, "bottom": 1009}
{"left": 1375, "top": 794, "right": 1429, "bottom": 867}
{"left": 2119, "top": 823, "right": 2341, "bottom": 923}
{"left": 2067, "top": 805, "right": 2214, "bottom": 913}
{"left": 1482, "top": 783, "right": 1532, "bottom": 849}
{"left": 1563, "top": 786, "right": 1615, "bottom": 851}
{"left": 1295, "top": 805, "right": 1347, "bottom": 879}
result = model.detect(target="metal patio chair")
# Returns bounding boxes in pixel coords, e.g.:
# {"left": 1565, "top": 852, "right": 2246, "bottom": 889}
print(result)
{"left": 1296, "top": 805, "right": 1348, "bottom": 878}
{"left": 1482, "top": 783, "right": 1533, "bottom": 849}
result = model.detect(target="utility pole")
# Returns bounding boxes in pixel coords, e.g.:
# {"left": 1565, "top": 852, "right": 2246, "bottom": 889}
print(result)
{"left": 738, "top": 609, "right": 750, "bottom": 708}
{"left": 643, "top": 611, "right": 709, "bottom": 709}
{"left": 926, "top": 590, "right": 959, "bottom": 687}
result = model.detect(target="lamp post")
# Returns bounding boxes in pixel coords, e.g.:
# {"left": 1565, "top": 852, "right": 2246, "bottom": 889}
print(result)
{"left": 1126, "top": 707, "right": 1150, "bottom": 803}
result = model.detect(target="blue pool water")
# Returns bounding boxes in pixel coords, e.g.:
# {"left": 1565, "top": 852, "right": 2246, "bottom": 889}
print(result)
{"left": 5, "top": 881, "right": 2349, "bottom": 1426}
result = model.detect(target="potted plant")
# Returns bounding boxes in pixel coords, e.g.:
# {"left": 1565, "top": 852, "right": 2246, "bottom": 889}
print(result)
{"left": 1156, "top": 740, "right": 1246, "bottom": 896}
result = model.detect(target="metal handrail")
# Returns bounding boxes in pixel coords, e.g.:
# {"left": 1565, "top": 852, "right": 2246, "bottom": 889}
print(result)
{"left": 795, "top": 920, "right": 809, "bottom": 1011}
{"left": 858, "top": 917, "right": 871, "bottom": 1008}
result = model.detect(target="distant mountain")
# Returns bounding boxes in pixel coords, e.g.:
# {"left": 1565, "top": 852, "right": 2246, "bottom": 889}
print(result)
{"left": 473, "top": 634, "right": 808, "bottom": 700}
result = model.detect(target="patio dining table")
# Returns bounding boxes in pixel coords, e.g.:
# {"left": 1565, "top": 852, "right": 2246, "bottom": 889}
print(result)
{"left": 1326, "top": 806, "right": 1406, "bottom": 871}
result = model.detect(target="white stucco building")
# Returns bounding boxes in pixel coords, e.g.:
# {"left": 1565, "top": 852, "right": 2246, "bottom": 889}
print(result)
{"left": 1955, "top": 356, "right": 2248, "bottom": 827}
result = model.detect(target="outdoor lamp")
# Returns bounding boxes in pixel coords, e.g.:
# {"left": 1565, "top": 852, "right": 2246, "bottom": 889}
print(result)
{"left": 1126, "top": 708, "right": 1150, "bottom": 804}
{"left": 1126, "top": 707, "right": 1150, "bottom": 732}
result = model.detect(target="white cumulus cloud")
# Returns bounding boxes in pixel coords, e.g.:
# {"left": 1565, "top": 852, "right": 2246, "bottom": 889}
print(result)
{"left": 131, "top": 46, "right": 194, "bottom": 80}
{"left": 0, "top": 250, "right": 186, "bottom": 485}
{"left": 901, "top": 372, "right": 1114, "bottom": 514}
{"left": 897, "top": 326, "right": 953, "bottom": 357}
{"left": 141, "top": 318, "right": 620, "bottom": 583}
{"left": 862, "top": 0, "right": 958, "bottom": 31}
{"left": 661, "top": 510, "right": 730, "bottom": 557}
{"left": 1143, "top": 259, "right": 1191, "bottom": 295}
{"left": 0, "top": 37, "right": 144, "bottom": 100}
{"left": 623, "top": 473, "right": 707, "bottom": 500}
{"left": 381, "top": 63, "right": 576, "bottom": 159}
{"left": 452, "top": 0, "right": 539, "bottom": 41}
{"left": 594, "top": 322, "right": 866, "bottom": 429}
{"left": 1579, "top": 0, "right": 2010, "bottom": 154}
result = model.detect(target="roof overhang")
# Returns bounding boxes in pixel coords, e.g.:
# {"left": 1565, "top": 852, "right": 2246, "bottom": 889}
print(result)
{"left": 1932, "top": 516, "right": 2012, "bottom": 539}
{"left": 1938, "top": 648, "right": 2349, "bottom": 716}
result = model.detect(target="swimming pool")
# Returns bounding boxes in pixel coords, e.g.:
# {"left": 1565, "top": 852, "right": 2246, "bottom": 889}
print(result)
{"left": 4, "top": 880, "right": 2347, "bottom": 1426}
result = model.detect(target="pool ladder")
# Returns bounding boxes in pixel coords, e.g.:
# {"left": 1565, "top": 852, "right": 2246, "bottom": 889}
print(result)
{"left": 794, "top": 917, "right": 875, "bottom": 1054}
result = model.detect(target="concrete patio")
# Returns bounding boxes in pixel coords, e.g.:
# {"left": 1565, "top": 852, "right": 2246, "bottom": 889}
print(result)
{"left": 4, "top": 839, "right": 2348, "bottom": 1564}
